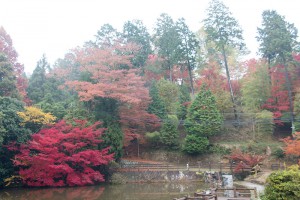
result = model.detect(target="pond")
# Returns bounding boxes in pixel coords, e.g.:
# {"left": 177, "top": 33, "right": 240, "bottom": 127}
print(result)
{"left": 0, "top": 182, "right": 209, "bottom": 200}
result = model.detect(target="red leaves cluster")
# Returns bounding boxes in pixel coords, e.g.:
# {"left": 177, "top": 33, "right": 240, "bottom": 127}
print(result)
{"left": 227, "top": 149, "right": 265, "bottom": 173}
{"left": 13, "top": 120, "right": 114, "bottom": 187}
{"left": 262, "top": 65, "right": 290, "bottom": 124}
{"left": 65, "top": 43, "right": 148, "bottom": 104}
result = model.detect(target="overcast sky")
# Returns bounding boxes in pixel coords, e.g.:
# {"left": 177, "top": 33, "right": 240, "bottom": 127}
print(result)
{"left": 1, "top": 0, "right": 300, "bottom": 74}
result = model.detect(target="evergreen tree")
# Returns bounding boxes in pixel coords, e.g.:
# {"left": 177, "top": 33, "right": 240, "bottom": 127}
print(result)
{"left": 203, "top": 0, "right": 247, "bottom": 120}
{"left": 148, "top": 81, "right": 167, "bottom": 119}
{"left": 176, "top": 18, "right": 199, "bottom": 95}
{"left": 122, "top": 20, "right": 152, "bottom": 71}
{"left": 0, "top": 54, "right": 18, "bottom": 98}
{"left": 27, "top": 55, "right": 49, "bottom": 104}
{"left": 160, "top": 115, "right": 179, "bottom": 148}
{"left": 156, "top": 78, "right": 180, "bottom": 114}
{"left": 178, "top": 84, "right": 191, "bottom": 120}
{"left": 101, "top": 119, "right": 123, "bottom": 161}
{"left": 182, "top": 134, "right": 209, "bottom": 155}
{"left": 257, "top": 10, "right": 299, "bottom": 132}
{"left": 0, "top": 97, "right": 31, "bottom": 186}
{"left": 153, "top": 13, "right": 181, "bottom": 81}
{"left": 184, "top": 85, "right": 223, "bottom": 137}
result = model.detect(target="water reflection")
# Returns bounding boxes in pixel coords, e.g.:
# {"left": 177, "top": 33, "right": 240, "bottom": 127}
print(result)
{"left": 0, "top": 186, "right": 105, "bottom": 200}
{"left": 0, "top": 182, "right": 208, "bottom": 200}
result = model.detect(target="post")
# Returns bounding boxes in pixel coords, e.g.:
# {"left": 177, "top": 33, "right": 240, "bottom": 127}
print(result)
{"left": 234, "top": 187, "right": 237, "bottom": 197}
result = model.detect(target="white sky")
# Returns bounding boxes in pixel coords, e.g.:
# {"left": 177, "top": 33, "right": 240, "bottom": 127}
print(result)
{"left": 0, "top": 0, "right": 300, "bottom": 74}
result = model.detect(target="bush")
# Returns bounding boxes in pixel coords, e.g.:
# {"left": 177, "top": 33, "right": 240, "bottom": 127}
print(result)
{"left": 110, "top": 173, "right": 127, "bottom": 185}
{"left": 272, "top": 148, "right": 285, "bottom": 159}
{"left": 262, "top": 165, "right": 300, "bottom": 200}
{"left": 182, "top": 135, "right": 209, "bottom": 155}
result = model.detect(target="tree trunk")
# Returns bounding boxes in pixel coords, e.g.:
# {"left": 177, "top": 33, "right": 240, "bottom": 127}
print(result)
{"left": 221, "top": 45, "right": 238, "bottom": 121}
{"left": 187, "top": 59, "right": 194, "bottom": 96}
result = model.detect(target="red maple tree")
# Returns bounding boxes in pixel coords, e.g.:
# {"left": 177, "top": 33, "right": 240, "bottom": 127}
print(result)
{"left": 262, "top": 65, "right": 290, "bottom": 124}
{"left": 227, "top": 149, "right": 265, "bottom": 173}
{"left": 13, "top": 120, "right": 114, "bottom": 187}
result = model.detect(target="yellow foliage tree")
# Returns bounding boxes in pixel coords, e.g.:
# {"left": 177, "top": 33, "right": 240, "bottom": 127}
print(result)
{"left": 18, "top": 106, "right": 56, "bottom": 133}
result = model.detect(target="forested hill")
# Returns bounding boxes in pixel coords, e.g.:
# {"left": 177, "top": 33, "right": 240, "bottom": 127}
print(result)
{"left": 1, "top": 0, "right": 300, "bottom": 188}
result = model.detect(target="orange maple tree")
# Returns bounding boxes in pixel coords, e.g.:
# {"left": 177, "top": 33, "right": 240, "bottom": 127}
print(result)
{"left": 283, "top": 132, "right": 300, "bottom": 165}
{"left": 63, "top": 43, "right": 159, "bottom": 143}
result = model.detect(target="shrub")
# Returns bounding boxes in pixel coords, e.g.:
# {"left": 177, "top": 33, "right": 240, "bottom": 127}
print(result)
{"left": 262, "top": 165, "right": 300, "bottom": 200}
{"left": 110, "top": 173, "right": 127, "bottom": 185}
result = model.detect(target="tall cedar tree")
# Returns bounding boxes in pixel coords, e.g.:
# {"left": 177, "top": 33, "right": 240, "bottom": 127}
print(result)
{"left": 27, "top": 55, "right": 50, "bottom": 104}
{"left": 185, "top": 85, "right": 223, "bottom": 137}
{"left": 13, "top": 120, "right": 114, "bottom": 187}
{"left": 153, "top": 13, "right": 181, "bottom": 82}
{"left": 257, "top": 10, "right": 299, "bottom": 131}
{"left": 203, "top": 0, "right": 247, "bottom": 120}
{"left": 122, "top": 20, "right": 152, "bottom": 71}
{"left": 176, "top": 18, "right": 199, "bottom": 95}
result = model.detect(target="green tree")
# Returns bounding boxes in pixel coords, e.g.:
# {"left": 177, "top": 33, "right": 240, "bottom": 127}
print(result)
{"left": 0, "top": 54, "right": 18, "bottom": 98}
{"left": 257, "top": 10, "right": 299, "bottom": 132}
{"left": 185, "top": 86, "right": 223, "bottom": 137}
{"left": 27, "top": 55, "right": 50, "bottom": 104}
{"left": 123, "top": 20, "right": 152, "bottom": 71}
{"left": 160, "top": 115, "right": 179, "bottom": 148}
{"left": 94, "top": 24, "right": 121, "bottom": 48}
{"left": 178, "top": 83, "right": 191, "bottom": 120}
{"left": 156, "top": 78, "right": 180, "bottom": 114}
{"left": 176, "top": 18, "right": 199, "bottom": 95}
{"left": 203, "top": 0, "right": 247, "bottom": 120}
{"left": 101, "top": 119, "right": 123, "bottom": 161}
{"left": 182, "top": 134, "right": 209, "bottom": 155}
{"left": 241, "top": 60, "right": 271, "bottom": 112}
{"left": 148, "top": 81, "right": 167, "bottom": 119}
{"left": 153, "top": 13, "right": 181, "bottom": 81}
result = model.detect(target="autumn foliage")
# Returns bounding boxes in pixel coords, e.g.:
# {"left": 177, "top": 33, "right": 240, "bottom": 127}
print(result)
{"left": 13, "top": 120, "right": 114, "bottom": 187}
{"left": 227, "top": 149, "right": 265, "bottom": 173}
{"left": 283, "top": 132, "right": 300, "bottom": 165}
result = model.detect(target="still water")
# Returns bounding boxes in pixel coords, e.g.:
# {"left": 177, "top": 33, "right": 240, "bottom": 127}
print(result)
{"left": 0, "top": 182, "right": 209, "bottom": 200}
